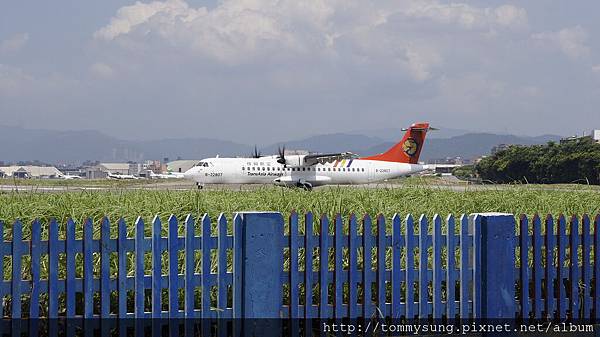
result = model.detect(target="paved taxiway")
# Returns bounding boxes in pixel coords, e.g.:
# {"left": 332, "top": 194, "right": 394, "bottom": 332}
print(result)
{"left": 1, "top": 178, "right": 598, "bottom": 193}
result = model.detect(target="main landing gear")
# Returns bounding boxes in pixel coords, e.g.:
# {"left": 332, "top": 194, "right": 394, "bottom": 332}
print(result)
{"left": 296, "top": 181, "right": 313, "bottom": 191}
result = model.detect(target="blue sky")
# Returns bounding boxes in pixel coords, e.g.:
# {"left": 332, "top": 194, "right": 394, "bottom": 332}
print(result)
{"left": 1, "top": 1, "right": 599, "bottom": 143}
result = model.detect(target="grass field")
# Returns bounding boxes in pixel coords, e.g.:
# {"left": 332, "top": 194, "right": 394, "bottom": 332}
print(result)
{"left": 1, "top": 184, "right": 600, "bottom": 225}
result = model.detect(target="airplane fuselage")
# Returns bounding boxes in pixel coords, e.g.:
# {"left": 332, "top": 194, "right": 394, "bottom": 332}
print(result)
{"left": 183, "top": 156, "right": 425, "bottom": 187}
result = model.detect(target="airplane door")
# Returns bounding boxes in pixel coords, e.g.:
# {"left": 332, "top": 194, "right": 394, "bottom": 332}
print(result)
{"left": 367, "top": 163, "right": 375, "bottom": 182}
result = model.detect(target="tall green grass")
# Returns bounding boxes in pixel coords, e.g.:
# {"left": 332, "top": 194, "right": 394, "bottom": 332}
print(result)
{"left": 1, "top": 185, "right": 599, "bottom": 226}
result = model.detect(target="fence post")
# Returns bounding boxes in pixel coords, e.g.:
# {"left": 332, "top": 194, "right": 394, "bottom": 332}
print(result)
{"left": 238, "top": 212, "right": 284, "bottom": 334}
{"left": 473, "top": 213, "right": 516, "bottom": 319}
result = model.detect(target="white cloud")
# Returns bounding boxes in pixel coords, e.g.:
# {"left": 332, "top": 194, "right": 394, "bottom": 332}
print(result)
{"left": 403, "top": 45, "right": 443, "bottom": 81}
{"left": 593, "top": 64, "right": 600, "bottom": 73}
{"left": 0, "top": 64, "right": 32, "bottom": 96}
{"left": 493, "top": 5, "right": 528, "bottom": 27}
{"left": 0, "top": 33, "right": 29, "bottom": 53}
{"left": 398, "top": 2, "right": 527, "bottom": 30}
{"left": 532, "top": 26, "right": 590, "bottom": 59}
{"left": 90, "top": 62, "right": 116, "bottom": 79}
{"left": 94, "top": 0, "right": 528, "bottom": 67}
{"left": 0, "top": 64, "right": 78, "bottom": 98}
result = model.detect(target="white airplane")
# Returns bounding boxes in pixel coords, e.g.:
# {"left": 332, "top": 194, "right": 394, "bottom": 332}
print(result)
{"left": 107, "top": 172, "right": 139, "bottom": 180}
{"left": 61, "top": 174, "right": 82, "bottom": 180}
{"left": 183, "top": 122, "right": 434, "bottom": 190}
{"left": 149, "top": 171, "right": 185, "bottom": 179}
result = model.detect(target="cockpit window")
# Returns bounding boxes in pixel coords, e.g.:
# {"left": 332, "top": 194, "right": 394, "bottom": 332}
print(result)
{"left": 195, "top": 162, "right": 209, "bottom": 167}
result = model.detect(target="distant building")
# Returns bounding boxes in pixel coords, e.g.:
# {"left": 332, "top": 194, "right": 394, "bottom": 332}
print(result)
{"left": 491, "top": 144, "right": 510, "bottom": 155}
{"left": 423, "top": 164, "right": 463, "bottom": 176}
{"left": 85, "top": 163, "right": 131, "bottom": 179}
{"left": 427, "top": 157, "right": 468, "bottom": 165}
{"left": 560, "top": 130, "right": 600, "bottom": 144}
{"left": 0, "top": 166, "right": 64, "bottom": 179}
{"left": 167, "top": 160, "right": 199, "bottom": 174}
{"left": 591, "top": 130, "right": 600, "bottom": 143}
{"left": 59, "top": 167, "right": 85, "bottom": 178}
{"left": 560, "top": 135, "right": 586, "bottom": 144}
{"left": 131, "top": 160, "right": 167, "bottom": 177}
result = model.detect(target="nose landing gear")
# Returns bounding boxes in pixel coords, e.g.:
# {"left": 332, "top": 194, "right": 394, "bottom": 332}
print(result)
{"left": 196, "top": 182, "right": 204, "bottom": 190}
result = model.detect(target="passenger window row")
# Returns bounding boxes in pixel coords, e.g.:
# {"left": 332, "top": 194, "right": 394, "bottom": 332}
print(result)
{"left": 241, "top": 166, "right": 365, "bottom": 172}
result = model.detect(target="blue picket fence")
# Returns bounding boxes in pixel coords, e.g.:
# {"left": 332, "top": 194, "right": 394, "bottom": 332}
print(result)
{"left": 0, "top": 211, "right": 599, "bottom": 326}
{"left": 282, "top": 213, "right": 479, "bottom": 320}
{"left": 517, "top": 214, "right": 600, "bottom": 320}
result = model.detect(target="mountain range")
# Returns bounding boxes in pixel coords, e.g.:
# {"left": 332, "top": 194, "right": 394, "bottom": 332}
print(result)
{"left": 0, "top": 125, "right": 561, "bottom": 164}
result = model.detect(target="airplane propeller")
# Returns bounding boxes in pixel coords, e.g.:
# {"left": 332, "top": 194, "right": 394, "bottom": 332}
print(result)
{"left": 252, "top": 145, "right": 261, "bottom": 158}
{"left": 401, "top": 126, "right": 439, "bottom": 131}
{"left": 277, "top": 146, "right": 286, "bottom": 165}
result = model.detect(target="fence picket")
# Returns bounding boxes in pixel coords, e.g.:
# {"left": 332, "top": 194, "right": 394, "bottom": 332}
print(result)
{"left": 48, "top": 219, "right": 59, "bottom": 318}
{"left": 184, "top": 215, "right": 196, "bottom": 318}
{"left": 557, "top": 215, "right": 567, "bottom": 319}
{"left": 532, "top": 215, "right": 542, "bottom": 319}
{"left": 377, "top": 215, "right": 386, "bottom": 318}
{"left": 200, "top": 214, "right": 213, "bottom": 336}
{"left": 545, "top": 215, "right": 556, "bottom": 319}
{"left": 118, "top": 218, "right": 128, "bottom": 317}
{"left": 217, "top": 214, "right": 228, "bottom": 337}
{"left": 446, "top": 215, "right": 456, "bottom": 320}
{"left": 117, "top": 217, "right": 129, "bottom": 337}
{"left": 83, "top": 218, "right": 94, "bottom": 318}
{"left": 11, "top": 220, "right": 23, "bottom": 337}
{"left": 168, "top": 215, "right": 179, "bottom": 317}
{"left": 519, "top": 215, "right": 530, "bottom": 319}
{"left": 134, "top": 217, "right": 145, "bottom": 317}
{"left": 304, "top": 212, "right": 315, "bottom": 320}
{"left": 405, "top": 215, "right": 415, "bottom": 319}
{"left": 319, "top": 215, "right": 329, "bottom": 319}
{"left": 201, "top": 214, "right": 212, "bottom": 325}
{"left": 289, "top": 212, "right": 299, "bottom": 320}
{"left": 334, "top": 214, "right": 344, "bottom": 319}
{"left": 594, "top": 215, "right": 600, "bottom": 320}
{"left": 232, "top": 214, "right": 242, "bottom": 337}
{"left": 152, "top": 216, "right": 162, "bottom": 318}
{"left": 349, "top": 214, "right": 359, "bottom": 319}
{"left": 0, "top": 221, "right": 3, "bottom": 316}
{"left": 391, "top": 214, "right": 402, "bottom": 318}
{"left": 432, "top": 215, "right": 442, "bottom": 319}
{"left": 30, "top": 219, "right": 41, "bottom": 319}
{"left": 569, "top": 216, "right": 580, "bottom": 319}
{"left": 363, "top": 215, "right": 374, "bottom": 319}
{"left": 582, "top": 215, "right": 591, "bottom": 318}
{"left": 99, "top": 217, "right": 110, "bottom": 318}
{"left": 472, "top": 215, "right": 482, "bottom": 318}
{"left": 0, "top": 220, "right": 3, "bottom": 315}
{"left": 418, "top": 215, "right": 428, "bottom": 319}
{"left": 11, "top": 220, "right": 23, "bottom": 318}
{"left": 65, "top": 218, "right": 76, "bottom": 318}
{"left": 233, "top": 214, "right": 242, "bottom": 319}
{"left": 459, "top": 215, "right": 469, "bottom": 319}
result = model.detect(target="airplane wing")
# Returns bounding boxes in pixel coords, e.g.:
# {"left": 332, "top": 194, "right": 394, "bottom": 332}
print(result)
{"left": 303, "top": 152, "right": 358, "bottom": 166}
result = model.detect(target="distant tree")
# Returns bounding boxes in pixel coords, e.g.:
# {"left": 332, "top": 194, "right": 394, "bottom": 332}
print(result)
{"left": 476, "top": 138, "right": 600, "bottom": 184}
{"left": 452, "top": 165, "right": 476, "bottom": 179}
